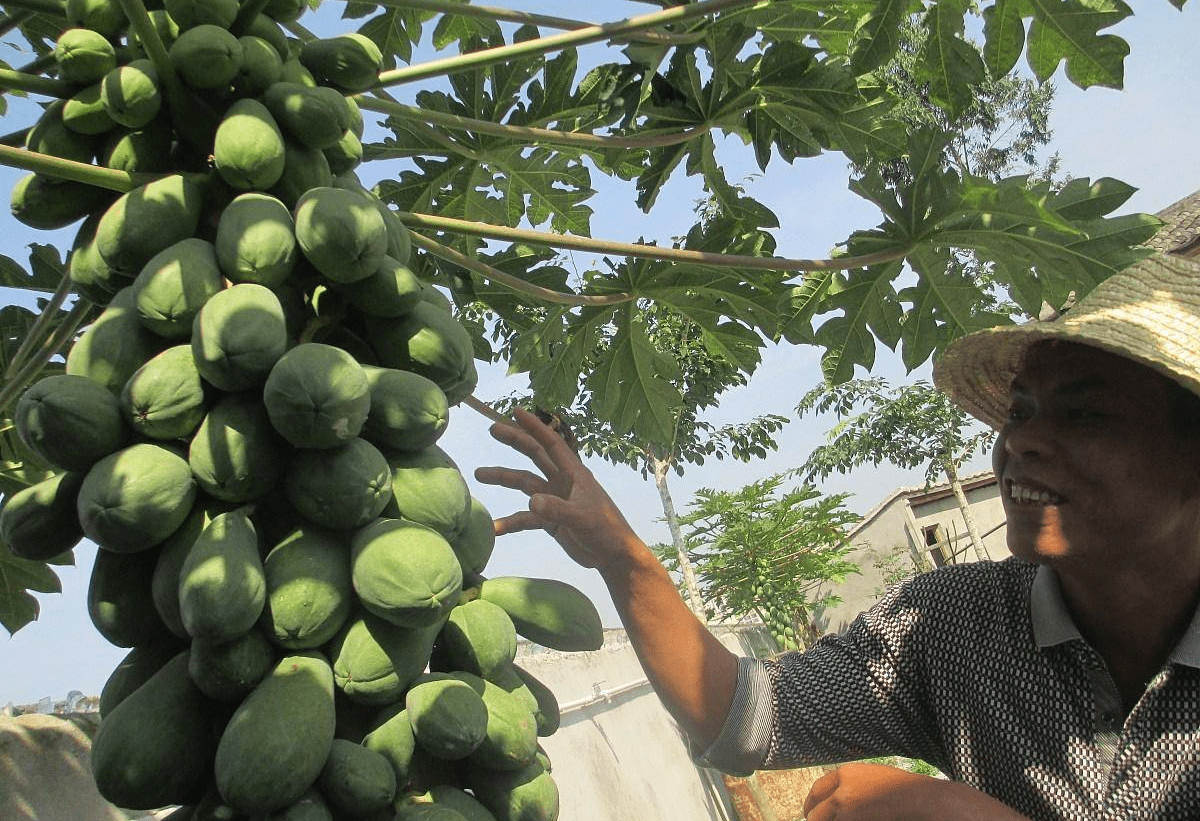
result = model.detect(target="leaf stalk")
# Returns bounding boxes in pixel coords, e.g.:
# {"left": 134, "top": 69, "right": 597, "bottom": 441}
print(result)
{"left": 0, "top": 145, "right": 143, "bottom": 191}
{"left": 4, "top": 262, "right": 73, "bottom": 382}
{"left": 0, "top": 66, "right": 74, "bottom": 97}
{"left": 373, "top": 0, "right": 765, "bottom": 88}
{"left": 0, "top": 0, "right": 63, "bottom": 14}
{"left": 398, "top": 211, "right": 910, "bottom": 274}
{"left": 410, "top": 231, "right": 635, "bottom": 306}
{"left": 356, "top": 95, "right": 712, "bottom": 150}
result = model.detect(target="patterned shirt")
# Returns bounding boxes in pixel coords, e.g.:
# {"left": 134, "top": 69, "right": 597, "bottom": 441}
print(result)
{"left": 701, "top": 558, "right": 1200, "bottom": 820}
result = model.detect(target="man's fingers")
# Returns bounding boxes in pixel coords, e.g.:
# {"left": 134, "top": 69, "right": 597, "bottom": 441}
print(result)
{"left": 475, "top": 465, "right": 546, "bottom": 496}
{"left": 489, "top": 415, "right": 561, "bottom": 479}
{"left": 492, "top": 511, "right": 544, "bottom": 537}
{"left": 512, "top": 407, "right": 581, "bottom": 473}
{"left": 803, "top": 768, "right": 840, "bottom": 816}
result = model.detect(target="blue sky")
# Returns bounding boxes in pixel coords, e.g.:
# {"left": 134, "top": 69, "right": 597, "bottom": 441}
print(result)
{"left": 2, "top": 1, "right": 1198, "bottom": 705}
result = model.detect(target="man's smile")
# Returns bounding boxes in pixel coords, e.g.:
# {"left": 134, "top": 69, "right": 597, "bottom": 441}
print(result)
{"left": 1007, "top": 480, "right": 1066, "bottom": 507}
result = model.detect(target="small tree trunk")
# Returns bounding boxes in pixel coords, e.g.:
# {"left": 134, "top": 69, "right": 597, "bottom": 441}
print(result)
{"left": 944, "top": 457, "right": 990, "bottom": 562}
{"left": 653, "top": 454, "right": 706, "bottom": 617}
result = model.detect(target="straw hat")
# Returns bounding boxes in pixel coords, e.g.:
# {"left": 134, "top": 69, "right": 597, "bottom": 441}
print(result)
{"left": 932, "top": 253, "right": 1200, "bottom": 430}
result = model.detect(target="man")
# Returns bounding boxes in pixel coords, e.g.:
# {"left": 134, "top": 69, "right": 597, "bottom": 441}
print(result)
{"left": 476, "top": 252, "right": 1200, "bottom": 820}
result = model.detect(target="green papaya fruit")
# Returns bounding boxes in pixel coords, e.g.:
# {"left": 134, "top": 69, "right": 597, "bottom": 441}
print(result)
{"left": 189, "top": 392, "right": 287, "bottom": 502}
{"left": 88, "top": 544, "right": 173, "bottom": 647}
{"left": 362, "top": 704, "right": 416, "bottom": 788}
{"left": 132, "top": 237, "right": 224, "bottom": 339}
{"left": 55, "top": 27, "right": 118, "bottom": 84}
{"left": 243, "top": 13, "right": 288, "bottom": 58}
{"left": 317, "top": 738, "right": 397, "bottom": 817}
{"left": 214, "top": 192, "right": 297, "bottom": 286}
{"left": 405, "top": 674, "right": 489, "bottom": 760}
{"left": 278, "top": 56, "right": 316, "bottom": 86}
{"left": 478, "top": 577, "right": 604, "bottom": 652}
{"left": 261, "top": 788, "right": 333, "bottom": 821}
{"left": 213, "top": 98, "right": 286, "bottom": 190}
{"left": 77, "top": 442, "right": 196, "bottom": 553}
{"left": 323, "top": 128, "right": 362, "bottom": 175}
{"left": 62, "top": 82, "right": 118, "bottom": 136}
{"left": 332, "top": 176, "right": 410, "bottom": 264}
{"left": 440, "top": 600, "right": 517, "bottom": 680}
{"left": 261, "top": 82, "right": 350, "bottom": 150}
{"left": 191, "top": 283, "right": 288, "bottom": 391}
{"left": 286, "top": 437, "right": 392, "bottom": 530}
{"left": 233, "top": 35, "right": 283, "bottom": 97}
{"left": 395, "top": 803, "right": 472, "bottom": 821}
{"left": 382, "top": 445, "right": 470, "bottom": 538}
{"left": 101, "top": 59, "right": 161, "bottom": 129}
{"left": 66, "top": 287, "right": 163, "bottom": 394}
{"left": 294, "top": 186, "right": 387, "bottom": 283}
{"left": 450, "top": 497, "right": 496, "bottom": 579}
{"left": 98, "top": 638, "right": 185, "bottom": 717}
{"left": 15, "top": 373, "right": 128, "bottom": 471}
{"left": 357, "top": 366, "right": 447, "bottom": 455}
{"left": 350, "top": 518, "right": 462, "bottom": 628}
{"left": 262, "top": 0, "right": 305, "bottom": 23}
{"left": 178, "top": 509, "right": 266, "bottom": 642}
{"left": 428, "top": 786, "right": 495, "bottom": 821}
{"left": 69, "top": 232, "right": 134, "bottom": 304}
{"left": 26, "top": 99, "right": 98, "bottom": 164}
{"left": 268, "top": 138, "right": 332, "bottom": 207}
{"left": 365, "top": 301, "right": 476, "bottom": 400}
{"left": 262, "top": 342, "right": 371, "bottom": 448}
{"left": 0, "top": 471, "right": 85, "bottom": 561}
{"left": 455, "top": 672, "right": 538, "bottom": 771}
{"left": 120, "top": 345, "right": 207, "bottom": 440}
{"left": 127, "top": 9, "right": 180, "bottom": 58}
{"left": 65, "top": 0, "right": 126, "bottom": 39}
{"left": 170, "top": 23, "right": 244, "bottom": 90}
{"left": 188, "top": 628, "right": 277, "bottom": 701}
{"left": 336, "top": 254, "right": 421, "bottom": 319}
{"left": 509, "top": 664, "right": 559, "bottom": 737}
{"left": 94, "top": 174, "right": 204, "bottom": 276}
{"left": 92, "top": 651, "right": 222, "bottom": 810}
{"left": 164, "top": 0, "right": 237, "bottom": 30}
{"left": 466, "top": 761, "right": 559, "bottom": 821}
{"left": 152, "top": 499, "right": 226, "bottom": 638}
{"left": 214, "top": 653, "right": 336, "bottom": 815}
{"left": 11, "top": 173, "right": 112, "bottom": 230}
{"left": 299, "top": 33, "right": 382, "bottom": 92}
{"left": 100, "top": 117, "right": 174, "bottom": 173}
{"left": 260, "top": 524, "right": 352, "bottom": 649}
{"left": 329, "top": 612, "right": 440, "bottom": 705}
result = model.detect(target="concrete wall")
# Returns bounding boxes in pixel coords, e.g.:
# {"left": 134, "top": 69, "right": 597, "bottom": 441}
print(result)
{"left": 518, "top": 625, "right": 771, "bottom": 821}
{"left": 910, "top": 481, "right": 1008, "bottom": 563}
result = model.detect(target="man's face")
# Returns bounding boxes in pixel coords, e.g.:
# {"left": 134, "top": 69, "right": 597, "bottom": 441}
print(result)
{"left": 992, "top": 341, "right": 1200, "bottom": 569}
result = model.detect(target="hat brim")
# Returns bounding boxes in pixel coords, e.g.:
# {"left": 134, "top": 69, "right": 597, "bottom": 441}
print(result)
{"left": 933, "top": 254, "right": 1200, "bottom": 430}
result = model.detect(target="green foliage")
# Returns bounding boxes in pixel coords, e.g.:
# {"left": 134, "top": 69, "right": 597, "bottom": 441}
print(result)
{"left": 657, "top": 473, "right": 861, "bottom": 650}
{"left": 797, "top": 376, "right": 992, "bottom": 486}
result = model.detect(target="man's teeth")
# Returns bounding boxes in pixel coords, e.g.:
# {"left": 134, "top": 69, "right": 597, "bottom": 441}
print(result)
{"left": 1009, "top": 484, "right": 1064, "bottom": 505}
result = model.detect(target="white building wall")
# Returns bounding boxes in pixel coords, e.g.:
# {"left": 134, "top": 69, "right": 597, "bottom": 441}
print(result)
{"left": 517, "top": 625, "right": 769, "bottom": 821}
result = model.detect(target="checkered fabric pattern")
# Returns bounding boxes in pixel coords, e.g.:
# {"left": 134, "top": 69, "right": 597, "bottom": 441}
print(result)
{"left": 703, "top": 558, "right": 1200, "bottom": 821}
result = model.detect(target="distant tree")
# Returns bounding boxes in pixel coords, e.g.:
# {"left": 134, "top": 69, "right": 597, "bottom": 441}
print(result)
{"left": 797, "top": 377, "right": 994, "bottom": 562}
{"left": 656, "top": 473, "right": 860, "bottom": 651}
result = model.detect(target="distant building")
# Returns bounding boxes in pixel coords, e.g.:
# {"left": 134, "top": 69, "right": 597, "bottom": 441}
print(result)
{"left": 813, "top": 470, "right": 1007, "bottom": 635}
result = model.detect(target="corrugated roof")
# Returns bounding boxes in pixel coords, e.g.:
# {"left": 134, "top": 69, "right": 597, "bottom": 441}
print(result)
{"left": 1148, "top": 189, "right": 1200, "bottom": 255}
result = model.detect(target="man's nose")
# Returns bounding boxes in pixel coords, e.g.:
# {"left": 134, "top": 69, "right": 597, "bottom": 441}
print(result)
{"left": 1004, "top": 411, "right": 1058, "bottom": 457}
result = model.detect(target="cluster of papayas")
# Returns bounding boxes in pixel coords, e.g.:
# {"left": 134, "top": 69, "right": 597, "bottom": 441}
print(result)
{"left": 2, "top": 1, "right": 606, "bottom": 818}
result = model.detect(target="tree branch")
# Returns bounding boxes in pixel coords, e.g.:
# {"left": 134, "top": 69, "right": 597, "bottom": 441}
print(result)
{"left": 409, "top": 230, "right": 636, "bottom": 306}
{"left": 398, "top": 210, "right": 911, "bottom": 274}
{"left": 0, "top": 145, "right": 146, "bottom": 191}
{"left": 0, "top": 66, "right": 74, "bottom": 97}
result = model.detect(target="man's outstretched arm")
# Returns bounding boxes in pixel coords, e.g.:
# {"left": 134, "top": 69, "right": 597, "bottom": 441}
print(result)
{"left": 474, "top": 407, "right": 739, "bottom": 751}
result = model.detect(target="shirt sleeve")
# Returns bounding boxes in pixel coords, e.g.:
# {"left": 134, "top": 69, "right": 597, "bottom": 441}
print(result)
{"left": 694, "top": 656, "right": 775, "bottom": 775}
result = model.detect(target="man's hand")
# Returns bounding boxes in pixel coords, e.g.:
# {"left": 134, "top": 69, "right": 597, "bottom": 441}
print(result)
{"left": 474, "top": 407, "right": 641, "bottom": 572}
{"left": 803, "top": 763, "right": 1032, "bottom": 821}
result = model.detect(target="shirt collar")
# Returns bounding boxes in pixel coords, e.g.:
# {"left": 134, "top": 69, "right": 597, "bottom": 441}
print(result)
{"left": 1030, "top": 564, "right": 1200, "bottom": 669}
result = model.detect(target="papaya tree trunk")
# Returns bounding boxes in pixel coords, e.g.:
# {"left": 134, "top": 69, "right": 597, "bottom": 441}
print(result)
{"left": 652, "top": 453, "right": 705, "bottom": 618}
{"left": 943, "top": 457, "right": 990, "bottom": 562}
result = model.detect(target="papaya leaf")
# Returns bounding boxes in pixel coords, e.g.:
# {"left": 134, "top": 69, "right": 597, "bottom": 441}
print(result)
{"left": 586, "top": 305, "right": 683, "bottom": 444}
{"left": 982, "top": 0, "right": 1026, "bottom": 77}
{"left": 813, "top": 263, "right": 904, "bottom": 384}
{"left": 432, "top": 11, "right": 501, "bottom": 52}
{"left": 779, "top": 272, "right": 835, "bottom": 346}
{"left": 0, "top": 539, "right": 66, "bottom": 636}
{"left": 919, "top": 0, "right": 985, "bottom": 117}
{"left": 1047, "top": 176, "right": 1138, "bottom": 220}
{"left": 850, "top": 0, "right": 917, "bottom": 74}
{"left": 1024, "top": 0, "right": 1132, "bottom": 89}
{"left": 353, "top": 4, "right": 432, "bottom": 64}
